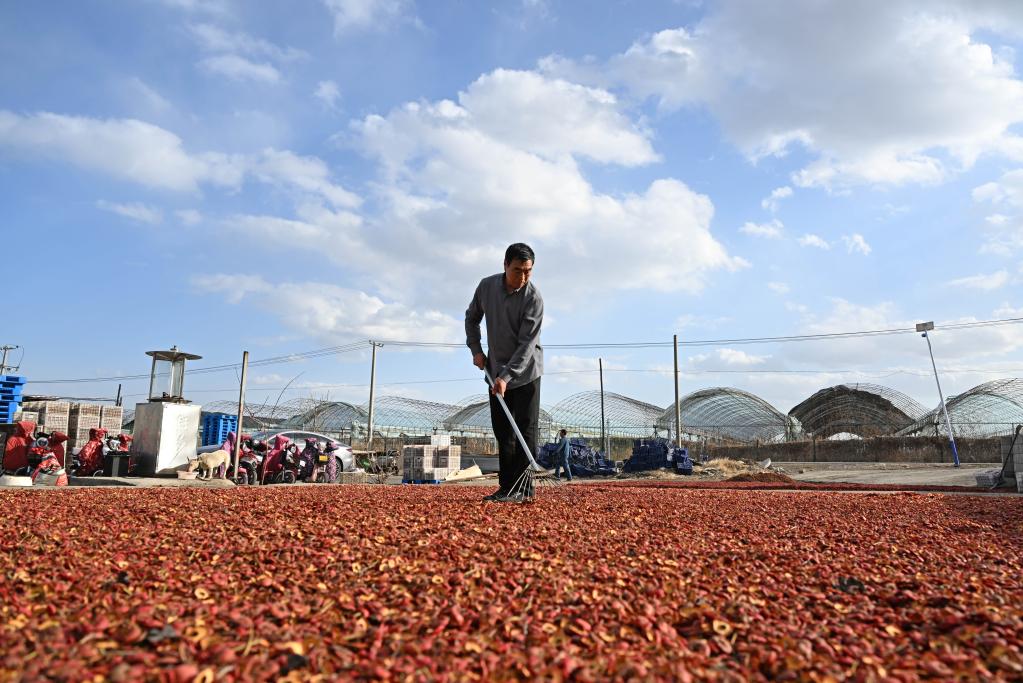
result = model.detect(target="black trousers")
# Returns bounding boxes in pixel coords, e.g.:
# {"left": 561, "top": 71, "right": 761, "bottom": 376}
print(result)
{"left": 489, "top": 378, "right": 541, "bottom": 492}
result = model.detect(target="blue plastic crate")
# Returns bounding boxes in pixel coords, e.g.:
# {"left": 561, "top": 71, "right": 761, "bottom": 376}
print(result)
{"left": 201, "top": 413, "right": 239, "bottom": 446}
{"left": 0, "top": 375, "right": 26, "bottom": 386}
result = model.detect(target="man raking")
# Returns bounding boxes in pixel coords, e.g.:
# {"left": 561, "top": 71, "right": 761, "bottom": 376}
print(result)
{"left": 465, "top": 243, "right": 544, "bottom": 503}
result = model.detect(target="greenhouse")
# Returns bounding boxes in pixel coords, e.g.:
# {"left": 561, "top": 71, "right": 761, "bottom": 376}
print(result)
{"left": 181, "top": 377, "right": 1023, "bottom": 445}
{"left": 788, "top": 383, "right": 928, "bottom": 439}
{"left": 658, "top": 387, "right": 802, "bottom": 444}
{"left": 897, "top": 378, "right": 1023, "bottom": 438}
{"left": 546, "top": 391, "right": 665, "bottom": 438}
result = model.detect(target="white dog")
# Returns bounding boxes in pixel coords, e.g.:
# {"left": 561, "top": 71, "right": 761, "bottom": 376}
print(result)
{"left": 187, "top": 450, "right": 230, "bottom": 480}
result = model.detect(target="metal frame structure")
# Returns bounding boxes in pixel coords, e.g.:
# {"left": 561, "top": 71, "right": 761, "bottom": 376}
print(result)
{"left": 657, "top": 387, "right": 802, "bottom": 444}
{"left": 443, "top": 394, "right": 554, "bottom": 438}
{"left": 117, "top": 378, "right": 1023, "bottom": 445}
{"left": 547, "top": 391, "right": 664, "bottom": 438}
{"left": 788, "top": 383, "right": 927, "bottom": 439}
{"left": 897, "top": 378, "right": 1023, "bottom": 438}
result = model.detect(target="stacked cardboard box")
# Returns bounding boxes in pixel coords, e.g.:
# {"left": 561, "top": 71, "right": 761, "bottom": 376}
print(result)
{"left": 402, "top": 443, "right": 461, "bottom": 482}
{"left": 68, "top": 403, "right": 102, "bottom": 450}
{"left": 22, "top": 401, "right": 71, "bottom": 436}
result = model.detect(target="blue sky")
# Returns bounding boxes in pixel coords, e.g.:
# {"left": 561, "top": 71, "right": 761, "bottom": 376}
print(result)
{"left": 3, "top": 0, "right": 1023, "bottom": 416}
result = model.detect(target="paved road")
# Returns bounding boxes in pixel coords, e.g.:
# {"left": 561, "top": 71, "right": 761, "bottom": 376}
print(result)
{"left": 786, "top": 463, "right": 1001, "bottom": 487}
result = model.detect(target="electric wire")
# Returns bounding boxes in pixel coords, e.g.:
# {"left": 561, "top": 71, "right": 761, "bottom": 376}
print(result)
{"left": 23, "top": 315, "right": 1023, "bottom": 385}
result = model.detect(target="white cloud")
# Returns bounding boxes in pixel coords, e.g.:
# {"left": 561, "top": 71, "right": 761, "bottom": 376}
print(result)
{"left": 323, "top": 0, "right": 412, "bottom": 34}
{"left": 192, "top": 273, "right": 461, "bottom": 342}
{"left": 715, "top": 348, "right": 768, "bottom": 365}
{"left": 251, "top": 373, "right": 288, "bottom": 385}
{"left": 767, "top": 281, "right": 790, "bottom": 294}
{"left": 542, "top": 2, "right": 1023, "bottom": 190}
{"left": 0, "top": 112, "right": 360, "bottom": 210}
{"left": 315, "top": 80, "right": 342, "bottom": 109}
{"left": 344, "top": 68, "right": 745, "bottom": 306}
{"left": 96, "top": 200, "right": 163, "bottom": 224}
{"left": 156, "top": 0, "right": 229, "bottom": 13}
{"left": 458, "top": 69, "right": 658, "bottom": 166}
{"left": 797, "top": 233, "right": 831, "bottom": 249}
{"left": 124, "top": 77, "right": 171, "bottom": 112}
{"left": 947, "top": 270, "right": 1010, "bottom": 290}
{"left": 0, "top": 110, "right": 245, "bottom": 191}
{"left": 176, "top": 209, "right": 202, "bottom": 225}
{"left": 739, "top": 219, "right": 783, "bottom": 239}
{"left": 199, "top": 55, "right": 281, "bottom": 84}
{"left": 253, "top": 148, "right": 361, "bottom": 209}
{"left": 189, "top": 23, "right": 306, "bottom": 62}
{"left": 785, "top": 301, "right": 809, "bottom": 314}
{"left": 841, "top": 233, "right": 872, "bottom": 255}
{"left": 973, "top": 169, "right": 1023, "bottom": 255}
{"left": 761, "top": 186, "right": 792, "bottom": 212}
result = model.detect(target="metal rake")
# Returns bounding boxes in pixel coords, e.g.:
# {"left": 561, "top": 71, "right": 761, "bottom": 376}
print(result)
{"left": 483, "top": 368, "right": 562, "bottom": 501}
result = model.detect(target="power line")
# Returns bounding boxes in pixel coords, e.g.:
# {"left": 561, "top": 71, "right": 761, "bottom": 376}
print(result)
{"left": 27, "top": 341, "right": 368, "bottom": 385}
{"left": 378, "top": 315, "right": 1023, "bottom": 349}
{"left": 24, "top": 315, "right": 1023, "bottom": 385}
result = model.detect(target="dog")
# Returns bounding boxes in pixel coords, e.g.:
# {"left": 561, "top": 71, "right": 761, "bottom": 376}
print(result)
{"left": 186, "top": 450, "right": 230, "bottom": 480}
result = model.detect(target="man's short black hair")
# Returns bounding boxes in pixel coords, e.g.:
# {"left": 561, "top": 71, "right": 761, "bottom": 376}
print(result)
{"left": 559, "top": 428, "right": 567, "bottom": 436}
{"left": 505, "top": 243, "right": 535, "bottom": 265}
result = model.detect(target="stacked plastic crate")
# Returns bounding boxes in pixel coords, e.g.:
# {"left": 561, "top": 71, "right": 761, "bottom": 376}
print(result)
{"left": 21, "top": 400, "right": 70, "bottom": 436}
{"left": 0, "top": 375, "right": 26, "bottom": 425}
{"left": 201, "top": 412, "right": 238, "bottom": 446}
{"left": 401, "top": 436, "right": 461, "bottom": 483}
{"left": 68, "top": 403, "right": 102, "bottom": 451}
{"left": 622, "top": 438, "right": 688, "bottom": 473}
{"left": 100, "top": 405, "right": 124, "bottom": 435}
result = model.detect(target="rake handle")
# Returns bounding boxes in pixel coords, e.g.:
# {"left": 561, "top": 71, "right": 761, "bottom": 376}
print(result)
{"left": 483, "top": 368, "right": 541, "bottom": 469}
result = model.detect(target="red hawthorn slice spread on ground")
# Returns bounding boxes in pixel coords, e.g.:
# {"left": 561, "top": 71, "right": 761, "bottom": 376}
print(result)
{"left": 0, "top": 486, "right": 1020, "bottom": 681}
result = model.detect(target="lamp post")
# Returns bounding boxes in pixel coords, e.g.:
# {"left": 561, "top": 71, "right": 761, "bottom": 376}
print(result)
{"left": 916, "top": 322, "right": 960, "bottom": 467}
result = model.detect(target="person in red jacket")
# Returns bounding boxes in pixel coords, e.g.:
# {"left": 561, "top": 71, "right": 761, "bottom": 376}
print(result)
{"left": 2, "top": 421, "right": 36, "bottom": 473}
{"left": 47, "top": 431, "right": 69, "bottom": 467}
{"left": 261, "top": 434, "right": 290, "bottom": 483}
{"left": 75, "top": 427, "right": 107, "bottom": 476}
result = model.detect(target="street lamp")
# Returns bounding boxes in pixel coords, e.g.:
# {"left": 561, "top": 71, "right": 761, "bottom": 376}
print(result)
{"left": 916, "top": 322, "right": 960, "bottom": 467}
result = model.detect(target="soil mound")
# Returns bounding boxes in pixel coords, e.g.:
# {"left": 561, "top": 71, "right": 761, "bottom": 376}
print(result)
{"left": 725, "top": 472, "right": 795, "bottom": 483}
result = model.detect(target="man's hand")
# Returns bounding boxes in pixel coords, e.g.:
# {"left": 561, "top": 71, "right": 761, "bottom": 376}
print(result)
{"left": 472, "top": 353, "right": 486, "bottom": 370}
{"left": 490, "top": 376, "right": 508, "bottom": 397}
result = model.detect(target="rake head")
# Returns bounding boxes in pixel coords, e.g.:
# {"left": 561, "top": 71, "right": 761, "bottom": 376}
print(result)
{"left": 506, "top": 462, "right": 563, "bottom": 502}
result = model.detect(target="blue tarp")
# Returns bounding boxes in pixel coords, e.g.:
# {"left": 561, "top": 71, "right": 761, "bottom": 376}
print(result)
{"left": 623, "top": 438, "right": 692, "bottom": 474}
{"left": 538, "top": 437, "right": 616, "bottom": 477}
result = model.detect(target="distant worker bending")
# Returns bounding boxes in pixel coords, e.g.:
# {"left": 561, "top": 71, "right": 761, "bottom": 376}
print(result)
{"left": 465, "top": 243, "right": 544, "bottom": 503}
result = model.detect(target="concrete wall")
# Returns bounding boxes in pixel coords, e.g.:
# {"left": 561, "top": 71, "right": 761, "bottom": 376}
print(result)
{"left": 708, "top": 435, "right": 1002, "bottom": 464}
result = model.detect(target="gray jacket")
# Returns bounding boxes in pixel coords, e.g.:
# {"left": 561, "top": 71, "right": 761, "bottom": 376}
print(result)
{"left": 465, "top": 273, "right": 544, "bottom": 388}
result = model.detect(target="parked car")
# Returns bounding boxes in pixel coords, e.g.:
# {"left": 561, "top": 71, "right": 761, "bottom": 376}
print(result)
{"left": 198, "top": 430, "right": 354, "bottom": 479}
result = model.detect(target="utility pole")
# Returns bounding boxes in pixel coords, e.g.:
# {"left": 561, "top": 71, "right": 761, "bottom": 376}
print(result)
{"left": 916, "top": 322, "right": 960, "bottom": 467}
{"left": 673, "top": 334, "right": 682, "bottom": 447}
{"left": 366, "top": 341, "right": 382, "bottom": 453}
{"left": 115, "top": 384, "right": 122, "bottom": 407}
{"left": 233, "top": 351, "right": 249, "bottom": 480}
{"left": 599, "top": 358, "right": 606, "bottom": 455}
{"left": 0, "top": 345, "right": 18, "bottom": 375}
